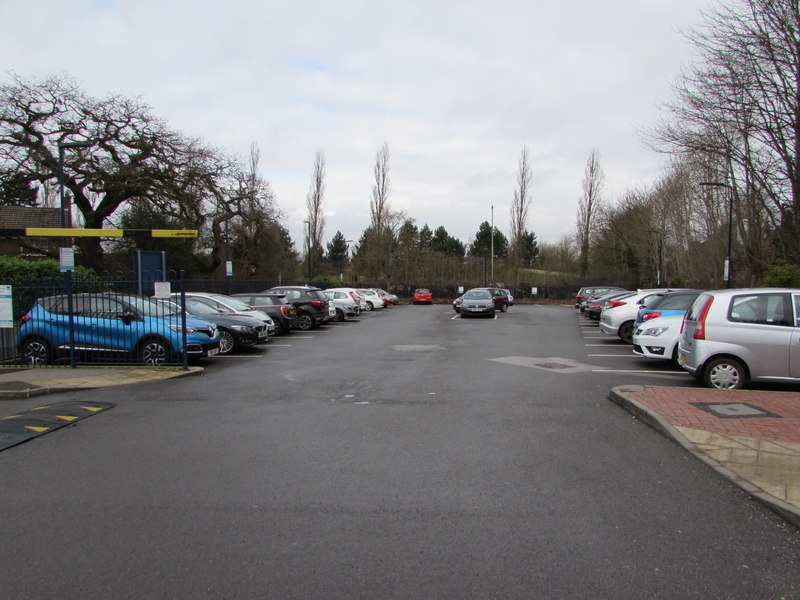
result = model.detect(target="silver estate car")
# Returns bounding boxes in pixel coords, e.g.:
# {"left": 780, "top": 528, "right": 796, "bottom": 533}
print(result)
{"left": 677, "top": 288, "right": 800, "bottom": 389}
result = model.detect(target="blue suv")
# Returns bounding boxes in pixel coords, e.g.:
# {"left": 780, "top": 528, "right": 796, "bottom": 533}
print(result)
{"left": 17, "top": 293, "right": 220, "bottom": 365}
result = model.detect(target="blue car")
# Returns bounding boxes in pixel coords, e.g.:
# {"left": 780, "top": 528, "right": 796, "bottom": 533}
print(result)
{"left": 634, "top": 290, "right": 701, "bottom": 329}
{"left": 17, "top": 293, "right": 220, "bottom": 365}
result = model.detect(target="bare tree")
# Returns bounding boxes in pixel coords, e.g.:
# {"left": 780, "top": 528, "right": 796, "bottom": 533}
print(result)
{"left": 575, "top": 149, "right": 605, "bottom": 277}
{"left": 509, "top": 146, "right": 533, "bottom": 265}
{"left": 305, "top": 149, "right": 326, "bottom": 275}
{"left": 370, "top": 142, "right": 391, "bottom": 236}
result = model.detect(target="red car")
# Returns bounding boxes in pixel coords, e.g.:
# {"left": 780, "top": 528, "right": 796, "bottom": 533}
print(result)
{"left": 412, "top": 288, "right": 433, "bottom": 304}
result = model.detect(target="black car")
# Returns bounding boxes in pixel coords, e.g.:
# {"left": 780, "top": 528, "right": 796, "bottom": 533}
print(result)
{"left": 232, "top": 293, "right": 299, "bottom": 335}
{"left": 264, "top": 286, "right": 332, "bottom": 330}
{"left": 182, "top": 298, "right": 269, "bottom": 354}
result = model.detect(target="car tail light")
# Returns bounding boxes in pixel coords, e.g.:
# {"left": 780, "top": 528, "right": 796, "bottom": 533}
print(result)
{"left": 349, "top": 292, "right": 359, "bottom": 303}
{"left": 606, "top": 300, "right": 627, "bottom": 309}
{"left": 280, "top": 306, "right": 290, "bottom": 316}
{"left": 692, "top": 296, "right": 714, "bottom": 340}
{"left": 311, "top": 300, "right": 326, "bottom": 307}
{"left": 642, "top": 311, "right": 661, "bottom": 321}
{"left": 20, "top": 315, "right": 31, "bottom": 324}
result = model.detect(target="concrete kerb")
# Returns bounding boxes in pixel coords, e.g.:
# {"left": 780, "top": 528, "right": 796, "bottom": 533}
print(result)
{"left": 608, "top": 385, "right": 800, "bottom": 529}
{"left": 0, "top": 366, "right": 205, "bottom": 400}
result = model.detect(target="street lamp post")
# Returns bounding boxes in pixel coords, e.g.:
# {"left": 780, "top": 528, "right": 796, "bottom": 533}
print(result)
{"left": 645, "top": 229, "right": 663, "bottom": 286}
{"left": 490, "top": 205, "right": 494, "bottom": 285}
{"left": 226, "top": 196, "right": 246, "bottom": 294}
{"left": 58, "top": 140, "right": 92, "bottom": 251}
{"left": 304, "top": 220, "right": 311, "bottom": 282}
{"left": 341, "top": 239, "right": 353, "bottom": 282}
{"left": 700, "top": 181, "right": 734, "bottom": 288}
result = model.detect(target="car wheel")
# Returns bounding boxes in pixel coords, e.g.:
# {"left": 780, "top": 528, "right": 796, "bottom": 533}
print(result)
{"left": 618, "top": 321, "right": 634, "bottom": 344}
{"left": 703, "top": 357, "right": 746, "bottom": 390}
{"left": 365, "top": 302, "right": 374, "bottom": 311}
{"left": 335, "top": 308, "right": 345, "bottom": 322}
{"left": 274, "top": 321, "right": 286, "bottom": 335}
{"left": 500, "top": 303, "right": 508, "bottom": 313}
{"left": 139, "top": 338, "right": 171, "bottom": 366}
{"left": 489, "top": 310, "right": 496, "bottom": 318}
{"left": 297, "top": 312, "right": 314, "bottom": 330}
{"left": 460, "top": 312, "right": 467, "bottom": 318}
{"left": 218, "top": 329, "right": 235, "bottom": 354}
{"left": 21, "top": 338, "right": 51, "bottom": 365}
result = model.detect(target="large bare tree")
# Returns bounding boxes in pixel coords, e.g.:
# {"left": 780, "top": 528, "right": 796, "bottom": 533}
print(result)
{"left": 370, "top": 142, "right": 391, "bottom": 236}
{"left": 575, "top": 149, "right": 605, "bottom": 277}
{"left": 0, "top": 73, "right": 238, "bottom": 271}
{"left": 651, "top": 0, "right": 800, "bottom": 265}
{"left": 509, "top": 146, "right": 533, "bottom": 265}
{"left": 304, "top": 149, "right": 326, "bottom": 277}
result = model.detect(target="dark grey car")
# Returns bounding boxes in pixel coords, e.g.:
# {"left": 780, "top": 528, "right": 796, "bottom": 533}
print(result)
{"left": 459, "top": 289, "right": 496, "bottom": 318}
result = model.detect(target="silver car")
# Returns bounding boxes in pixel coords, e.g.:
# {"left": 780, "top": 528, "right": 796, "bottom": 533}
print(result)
{"left": 678, "top": 288, "right": 800, "bottom": 389}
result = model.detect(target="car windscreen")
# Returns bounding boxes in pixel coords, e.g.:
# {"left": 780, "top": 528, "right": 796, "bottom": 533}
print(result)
{"left": 463, "top": 290, "right": 491, "bottom": 300}
{"left": 210, "top": 295, "right": 251, "bottom": 311}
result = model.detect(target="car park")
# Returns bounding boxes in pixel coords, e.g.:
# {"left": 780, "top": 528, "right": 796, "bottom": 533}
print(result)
{"left": 266, "top": 285, "right": 332, "bottom": 329}
{"left": 599, "top": 289, "right": 670, "bottom": 343}
{"left": 632, "top": 314, "right": 684, "bottom": 363}
{"left": 412, "top": 288, "right": 433, "bottom": 304}
{"left": 173, "top": 292, "right": 275, "bottom": 335}
{"left": 231, "top": 293, "right": 298, "bottom": 335}
{"left": 677, "top": 288, "right": 800, "bottom": 390}
{"left": 323, "top": 289, "right": 361, "bottom": 321}
{"left": 358, "top": 288, "right": 385, "bottom": 310}
{"left": 459, "top": 288, "right": 496, "bottom": 318}
{"left": 18, "top": 293, "right": 220, "bottom": 365}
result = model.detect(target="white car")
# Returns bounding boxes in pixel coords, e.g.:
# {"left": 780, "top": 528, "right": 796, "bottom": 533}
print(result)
{"left": 632, "top": 314, "right": 684, "bottom": 362}
{"left": 327, "top": 287, "right": 368, "bottom": 311}
{"left": 323, "top": 289, "right": 360, "bottom": 321}
{"left": 357, "top": 288, "right": 385, "bottom": 310}
{"left": 599, "top": 288, "right": 670, "bottom": 344}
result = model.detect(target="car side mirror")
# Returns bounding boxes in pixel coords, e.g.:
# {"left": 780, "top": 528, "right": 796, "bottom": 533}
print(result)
{"left": 119, "top": 312, "right": 138, "bottom": 325}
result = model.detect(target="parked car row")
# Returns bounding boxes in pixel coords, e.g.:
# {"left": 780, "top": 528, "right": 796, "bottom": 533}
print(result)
{"left": 578, "top": 284, "right": 800, "bottom": 390}
{"left": 16, "top": 285, "right": 403, "bottom": 366}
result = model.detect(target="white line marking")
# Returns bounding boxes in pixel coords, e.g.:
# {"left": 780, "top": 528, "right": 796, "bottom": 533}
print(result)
{"left": 592, "top": 369, "right": 687, "bottom": 374}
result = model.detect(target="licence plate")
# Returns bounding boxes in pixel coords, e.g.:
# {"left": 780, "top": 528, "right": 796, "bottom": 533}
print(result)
{"left": 207, "top": 347, "right": 220, "bottom": 356}
{"left": 258, "top": 331, "right": 268, "bottom": 338}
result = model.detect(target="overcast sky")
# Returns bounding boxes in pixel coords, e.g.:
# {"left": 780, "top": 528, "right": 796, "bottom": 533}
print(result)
{"left": 2, "top": 0, "right": 714, "bottom": 250}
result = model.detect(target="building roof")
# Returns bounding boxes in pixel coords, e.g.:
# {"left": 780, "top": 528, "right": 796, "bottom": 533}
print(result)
{"left": 0, "top": 206, "right": 62, "bottom": 228}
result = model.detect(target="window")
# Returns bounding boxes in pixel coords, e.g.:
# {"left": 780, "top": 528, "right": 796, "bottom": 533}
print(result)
{"left": 729, "top": 293, "right": 792, "bottom": 326}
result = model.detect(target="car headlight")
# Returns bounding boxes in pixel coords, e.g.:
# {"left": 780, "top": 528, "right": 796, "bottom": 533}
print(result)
{"left": 643, "top": 326, "right": 670, "bottom": 336}
{"left": 168, "top": 324, "right": 198, "bottom": 334}
{"left": 230, "top": 325, "right": 254, "bottom": 332}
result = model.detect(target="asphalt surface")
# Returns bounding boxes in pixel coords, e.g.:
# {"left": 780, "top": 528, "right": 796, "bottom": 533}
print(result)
{"left": 0, "top": 304, "right": 798, "bottom": 599}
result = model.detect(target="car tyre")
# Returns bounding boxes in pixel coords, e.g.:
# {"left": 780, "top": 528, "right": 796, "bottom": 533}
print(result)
{"left": 703, "top": 357, "right": 746, "bottom": 390}
{"left": 365, "top": 302, "right": 374, "bottom": 311}
{"left": 618, "top": 321, "right": 634, "bottom": 344}
{"left": 139, "top": 338, "right": 171, "bottom": 366}
{"left": 335, "top": 308, "right": 345, "bottom": 322}
{"left": 500, "top": 303, "right": 508, "bottom": 313}
{"left": 297, "top": 312, "right": 314, "bottom": 330}
{"left": 21, "top": 337, "right": 51, "bottom": 365}
{"left": 218, "top": 329, "right": 235, "bottom": 354}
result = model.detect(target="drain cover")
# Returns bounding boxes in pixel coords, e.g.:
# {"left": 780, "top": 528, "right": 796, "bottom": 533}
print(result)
{"left": 691, "top": 402, "right": 781, "bottom": 419}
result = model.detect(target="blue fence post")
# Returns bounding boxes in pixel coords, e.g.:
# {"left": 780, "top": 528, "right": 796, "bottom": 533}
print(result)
{"left": 65, "top": 270, "right": 76, "bottom": 368}
{"left": 180, "top": 270, "right": 188, "bottom": 371}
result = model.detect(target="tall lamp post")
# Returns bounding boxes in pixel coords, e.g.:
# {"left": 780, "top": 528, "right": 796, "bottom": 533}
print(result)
{"left": 490, "top": 205, "right": 494, "bottom": 285}
{"left": 226, "top": 196, "right": 246, "bottom": 294}
{"left": 58, "top": 140, "right": 92, "bottom": 253}
{"left": 341, "top": 239, "right": 353, "bottom": 283}
{"left": 645, "top": 229, "right": 663, "bottom": 286}
{"left": 700, "top": 181, "right": 734, "bottom": 288}
{"left": 304, "top": 220, "right": 311, "bottom": 282}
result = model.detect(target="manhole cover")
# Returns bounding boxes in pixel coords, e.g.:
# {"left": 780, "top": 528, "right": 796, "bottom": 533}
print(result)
{"left": 691, "top": 402, "right": 781, "bottom": 419}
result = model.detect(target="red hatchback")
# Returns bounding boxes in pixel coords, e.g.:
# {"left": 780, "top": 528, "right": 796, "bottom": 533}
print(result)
{"left": 412, "top": 288, "right": 433, "bottom": 304}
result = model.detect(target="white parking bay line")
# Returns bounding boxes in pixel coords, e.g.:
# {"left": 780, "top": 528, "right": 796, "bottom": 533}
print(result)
{"left": 587, "top": 353, "right": 638, "bottom": 357}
